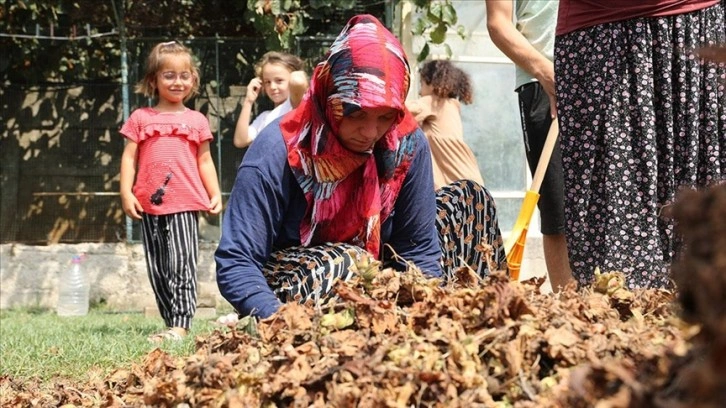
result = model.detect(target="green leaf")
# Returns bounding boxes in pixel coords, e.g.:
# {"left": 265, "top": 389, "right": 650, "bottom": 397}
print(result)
{"left": 456, "top": 25, "right": 467, "bottom": 40}
{"left": 265, "top": 33, "right": 283, "bottom": 51}
{"left": 278, "top": 26, "right": 293, "bottom": 50}
{"left": 282, "top": 0, "right": 295, "bottom": 11}
{"left": 290, "top": 14, "right": 306, "bottom": 35}
{"left": 238, "top": 316, "right": 259, "bottom": 338}
{"left": 417, "top": 43, "right": 430, "bottom": 63}
{"left": 411, "top": 17, "right": 428, "bottom": 36}
{"left": 411, "top": 0, "right": 429, "bottom": 9}
{"left": 429, "top": 22, "right": 447, "bottom": 44}
{"left": 428, "top": 1, "right": 442, "bottom": 20}
{"left": 336, "top": 0, "right": 357, "bottom": 9}
{"left": 444, "top": 43, "right": 452, "bottom": 59}
{"left": 248, "top": 0, "right": 264, "bottom": 14}
{"left": 441, "top": 3, "right": 457, "bottom": 25}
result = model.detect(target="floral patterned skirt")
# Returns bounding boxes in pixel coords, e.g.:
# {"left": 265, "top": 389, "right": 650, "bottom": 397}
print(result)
{"left": 554, "top": 2, "right": 726, "bottom": 288}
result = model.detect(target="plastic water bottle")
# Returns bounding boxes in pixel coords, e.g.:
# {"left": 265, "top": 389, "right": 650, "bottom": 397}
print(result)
{"left": 57, "top": 254, "right": 90, "bottom": 316}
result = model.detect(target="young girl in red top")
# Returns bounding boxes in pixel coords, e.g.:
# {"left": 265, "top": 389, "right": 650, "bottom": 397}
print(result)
{"left": 120, "top": 41, "right": 222, "bottom": 342}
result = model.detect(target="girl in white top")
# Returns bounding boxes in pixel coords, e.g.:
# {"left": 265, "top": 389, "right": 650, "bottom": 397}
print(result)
{"left": 233, "top": 51, "right": 308, "bottom": 148}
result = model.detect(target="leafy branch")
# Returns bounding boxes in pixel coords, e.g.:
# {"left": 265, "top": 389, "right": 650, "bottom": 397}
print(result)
{"left": 0, "top": 0, "right": 466, "bottom": 83}
{"left": 244, "top": 0, "right": 361, "bottom": 51}
{"left": 243, "top": 0, "right": 466, "bottom": 62}
{"left": 410, "top": 0, "right": 465, "bottom": 62}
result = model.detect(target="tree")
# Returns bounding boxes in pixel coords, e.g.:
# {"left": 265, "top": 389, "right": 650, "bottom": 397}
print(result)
{"left": 242, "top": 0, "right": 465, "bottom": 61}
{"left": 0, "top": 0, "right": 464, "bottom": 83}
{"left": 0, "top": 0, "right": 252, "bottom": 83}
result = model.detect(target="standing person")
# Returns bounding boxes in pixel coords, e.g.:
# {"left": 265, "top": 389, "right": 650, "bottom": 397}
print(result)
{"left": 233, "top": 51, "right": 309, "bottom": 149}
{"left": 405, "top": 59, "right": 486, "bottom": 190}
{"left": 486, "top": 0, "right": 573, "bottom": 291}
{"left": 120, "top": 41, "right": 223, "bottom": 342}
{"left": 215, "top": 14, "right": 507, "bottom": 320}
{"left": 554, "top": 0, "right": 725, "bottom": 288}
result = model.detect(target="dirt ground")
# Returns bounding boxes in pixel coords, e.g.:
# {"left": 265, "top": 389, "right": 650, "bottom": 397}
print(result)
{"left": 2, "top": 183, "right": 725, "bottom": 407}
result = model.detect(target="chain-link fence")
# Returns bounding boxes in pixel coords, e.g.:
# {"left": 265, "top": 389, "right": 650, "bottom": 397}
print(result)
{"left": 0, "top": 36, "right": 337, "bottom": 244}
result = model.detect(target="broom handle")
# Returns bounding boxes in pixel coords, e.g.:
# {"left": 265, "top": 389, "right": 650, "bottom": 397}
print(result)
{"left": 530, "top": 117, "right": 559, "bottom": 193}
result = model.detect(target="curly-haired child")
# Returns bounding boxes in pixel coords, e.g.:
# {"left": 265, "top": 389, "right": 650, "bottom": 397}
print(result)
{"left": 406, "top": 59, "right": 485, "bottom": 190}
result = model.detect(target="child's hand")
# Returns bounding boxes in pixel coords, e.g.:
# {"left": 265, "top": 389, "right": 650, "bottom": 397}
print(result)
{"left": 121, "top": 192, "right": 143, "bottom": 220}
{"left": 289, "top": 70, "right": 309, "bottom": 108}
{"left": 245, "top": 78, "right": 262, "bottom": 103}
{"left": 208, "top": 194, "right": 223, "bottom": 215}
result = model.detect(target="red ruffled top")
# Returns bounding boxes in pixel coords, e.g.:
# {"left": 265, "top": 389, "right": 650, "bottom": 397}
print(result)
{"left": 120, "top": 107, "right": 214, "bottom": 215}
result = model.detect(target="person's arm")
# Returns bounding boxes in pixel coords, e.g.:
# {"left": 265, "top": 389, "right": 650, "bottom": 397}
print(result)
{"left": 233, "top": 77, "right": 262, "bottom": 148}
{"left": 405, "top": 96, "right": 433, "bottom": 126}
{"left": 486, "top": 0, "right": 556, "bottom": 117}
{"left": 215, "top": 134, "right": 289, "bottom": 318}
{"left": 385, "top": 130, "right": 442, "bottom": 277}
{"left": 119, "top": 140, "right": 143, "bottom": 220}
{"left": 197, "top": 141, "right": 222, "bottom": 215}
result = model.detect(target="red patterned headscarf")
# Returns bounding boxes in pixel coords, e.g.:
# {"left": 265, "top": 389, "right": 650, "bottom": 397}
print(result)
{"left": 280, "top": 14, "right": 419, "bottom": 258}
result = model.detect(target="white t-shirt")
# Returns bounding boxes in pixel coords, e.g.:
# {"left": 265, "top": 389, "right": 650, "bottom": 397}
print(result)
{"left": 248, "top": 99, "right": 293, "bottom": 142}
{"left": 514, "top": 0, "right": 557, "bottom": 89}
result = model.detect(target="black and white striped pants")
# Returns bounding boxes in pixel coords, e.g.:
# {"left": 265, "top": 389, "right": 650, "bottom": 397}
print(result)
{"left": 141, "top": 211, "right": 199, "bottom": 329}
{"left": 262, "top": 180, "right": 506, "bottom": 306}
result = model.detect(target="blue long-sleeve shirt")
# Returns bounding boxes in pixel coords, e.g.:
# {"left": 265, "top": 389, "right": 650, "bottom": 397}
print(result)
{"left": 215, "top": 119, "right": 442, "bottom": 318}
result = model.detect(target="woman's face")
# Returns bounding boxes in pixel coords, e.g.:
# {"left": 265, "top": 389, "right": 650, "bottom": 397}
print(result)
{"left": 337, "top": 107, "right": 398, "bottom": 153}
{"left": 261, "top": 63, "right": 292, "bottom": 106}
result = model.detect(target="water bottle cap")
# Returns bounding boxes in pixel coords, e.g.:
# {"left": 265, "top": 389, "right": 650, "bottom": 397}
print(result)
{"left": 71, "top": 254, "right": 86, "bottom": 264}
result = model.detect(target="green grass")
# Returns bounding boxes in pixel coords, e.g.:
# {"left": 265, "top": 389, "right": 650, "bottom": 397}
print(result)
{"left": 0, "top": 306, "right": 222, "bottom": 382}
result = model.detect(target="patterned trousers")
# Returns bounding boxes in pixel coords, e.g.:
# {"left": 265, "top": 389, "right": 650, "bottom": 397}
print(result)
{"left": 141, "top": 211, "right": 199, "bottom": 329}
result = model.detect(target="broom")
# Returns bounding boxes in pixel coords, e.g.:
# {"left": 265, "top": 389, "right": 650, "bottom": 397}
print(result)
{"left": 505, "top": 117, "right": 559, "bottom": 280}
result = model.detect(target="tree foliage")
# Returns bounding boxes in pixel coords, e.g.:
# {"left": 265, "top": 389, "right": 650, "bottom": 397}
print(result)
{"left": 0, "top": 0, "right": 463, "bottom": 84}
{"left": 242, "top": 0, "right": 365, "bottom": 51}
{"left": 0, "top": 0, "right": 253, "bottom": 83}
{"left": 242, "top": 0, "right": 466, "bottom": 61}
{"left": 410, "top": 0, "right": 465, "bottom": 62}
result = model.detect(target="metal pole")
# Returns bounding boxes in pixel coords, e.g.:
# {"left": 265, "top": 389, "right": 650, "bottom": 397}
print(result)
{"left": 215, "top": 37, "right": 223, "bottom": 237}
{"left": 385, "top": 0, "right": 396, "bottom": 30}
{"left": 111, "top": 0, "right": 133, "bottom": 242}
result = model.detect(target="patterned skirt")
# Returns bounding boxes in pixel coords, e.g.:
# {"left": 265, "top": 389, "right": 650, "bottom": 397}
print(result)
{"left": 554, "top": 2, "right": 726, "bottom": 288}
{"left": 261, "top": 179, "right": 506, "bottom": 305}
